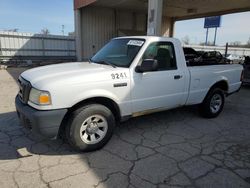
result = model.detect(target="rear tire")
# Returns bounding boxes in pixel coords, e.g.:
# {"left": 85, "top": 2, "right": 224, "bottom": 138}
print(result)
{"left": 66, "top": 104, "right": 115, "bottom": 152}
{"left": 200, "top": 88, "right": 225, "bottom": 118}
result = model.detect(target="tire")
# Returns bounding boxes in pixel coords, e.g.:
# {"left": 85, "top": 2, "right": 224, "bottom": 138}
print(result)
{"left": 66, "top": 104, "right": 115, "bottom": 152}
{"left": 200, "top": 88, "right": 225, "bottom": 118}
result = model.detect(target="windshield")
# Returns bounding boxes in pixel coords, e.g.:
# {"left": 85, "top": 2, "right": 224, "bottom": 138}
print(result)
{"left": 90, "top": 38, "right": 145, "bottom": 68}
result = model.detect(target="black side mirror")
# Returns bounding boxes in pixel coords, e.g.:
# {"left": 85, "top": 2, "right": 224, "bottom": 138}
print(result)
{"left": 135, "top": 59, "right": 158, "bottom": 73}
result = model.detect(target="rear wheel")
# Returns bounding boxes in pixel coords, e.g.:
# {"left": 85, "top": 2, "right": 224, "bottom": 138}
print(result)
{"left": 200, "top": 88, "right": 225, "bottom": 118}
{"left": 66, "top": 104, "right": 115, "bottom": 151}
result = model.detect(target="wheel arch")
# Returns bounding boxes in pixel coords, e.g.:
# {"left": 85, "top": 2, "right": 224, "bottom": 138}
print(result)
{"left": 210, "top": 80, "right": 229, "bottom": 93}
{"left": 202, "top": 80, "right": 229, "bottom": 103}
{"left": 58, "top": 96, "right": 121, "bottom": 138}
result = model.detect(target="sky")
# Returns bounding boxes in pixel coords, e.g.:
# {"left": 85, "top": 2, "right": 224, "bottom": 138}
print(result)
{"left": 0, "top": 0, "right": 74, "bottom": 35}
{"left": 175, "top": 12, "right": 250, "bottom": 45}
{"left": 0, "top": 0, "right": 249, "bottom": 46}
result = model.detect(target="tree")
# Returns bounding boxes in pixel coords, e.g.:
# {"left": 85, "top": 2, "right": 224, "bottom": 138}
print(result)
{"left": 182, "top": 35, "right": 190, "bottom": 45}
{"left": 4, "top": 28, "right": 18, "bottom": 32}
{"left": 68, "top": 31, "right": 75, "bottom": 36}
{"left": 199, "top": 41, "right": 214, "bottom": 46}
{"left": 41, "top": 28, "right": 50, "bottom": 35}
{"left": 229, "top": 41, "right": 241, "bottom": 47}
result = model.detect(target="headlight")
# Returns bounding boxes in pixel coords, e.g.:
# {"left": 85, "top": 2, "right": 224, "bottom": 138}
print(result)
{"left": 29, "top": 88, "right": 51, "bottom": 105}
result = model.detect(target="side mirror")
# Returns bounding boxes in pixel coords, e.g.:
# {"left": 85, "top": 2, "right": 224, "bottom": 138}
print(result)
{"left": 135, "top": 59, "right": 158, "bottom": 73}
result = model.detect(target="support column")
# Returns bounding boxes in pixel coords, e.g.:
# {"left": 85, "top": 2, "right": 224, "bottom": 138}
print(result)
{"left": 75, "top": 9, "right": 83, "bottom": 61}
{"left": 161, "top": 17, "right": 175, "bottom": 37}
{"left": 169, "top": 18, "right": 175, "bottom": 37}
{"left": 147, "top": 0, "right": 163, "bottom": 36}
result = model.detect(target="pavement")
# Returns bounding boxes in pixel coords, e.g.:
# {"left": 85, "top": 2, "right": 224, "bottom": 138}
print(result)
{"left": 0, "top": 68, "right": 250, "bottom": 188}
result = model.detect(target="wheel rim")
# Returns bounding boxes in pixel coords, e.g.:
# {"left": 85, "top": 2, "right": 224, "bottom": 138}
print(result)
{"left": 79, "top": 114, "right": 108, "bottom": 144}
{"left": 210, "top": 94, "right": 222, "bottom": 114}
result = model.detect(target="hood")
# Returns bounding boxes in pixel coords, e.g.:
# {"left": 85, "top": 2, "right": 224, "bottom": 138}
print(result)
{"left": 21, "top": 62, "right": 123, "bottom": 89}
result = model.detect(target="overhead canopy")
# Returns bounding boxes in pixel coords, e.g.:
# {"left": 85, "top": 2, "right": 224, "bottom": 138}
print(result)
{"left": 74, "top": 0, "right": 250, "bottom": 60}
{"left": 74, "top": 0, "right": 250, "bottom": 20}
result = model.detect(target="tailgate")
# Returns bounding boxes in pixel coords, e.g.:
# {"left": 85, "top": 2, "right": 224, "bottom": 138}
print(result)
{"left": 243, "top": 64, "right": 250, "bottom": 83}
{"left": 244, "top": 64, "right": 250, "bottom": 79}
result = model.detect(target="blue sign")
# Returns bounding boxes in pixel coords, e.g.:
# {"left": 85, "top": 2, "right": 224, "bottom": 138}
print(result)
{"left": 204, "top": 16, "right": 221, "bottom": 28}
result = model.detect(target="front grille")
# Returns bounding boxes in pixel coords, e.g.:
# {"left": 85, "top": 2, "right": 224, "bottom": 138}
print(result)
{"left": 18, "top": 77, "right": 32, "bottom": 104}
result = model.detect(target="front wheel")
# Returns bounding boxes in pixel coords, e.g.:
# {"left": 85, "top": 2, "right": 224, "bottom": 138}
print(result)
{"left": 66, "top": 104, "right": 115, "bottom": 151}
{"left": 200, "top": 88, "right": 225, "bottom": 118}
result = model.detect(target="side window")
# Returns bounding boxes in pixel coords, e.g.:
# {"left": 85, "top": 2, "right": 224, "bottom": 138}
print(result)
{"left": 142, "top": 42, "right": 177, "bottom": 71}
{"left": 216, "top": 52, "right": 222, "bottom": 58}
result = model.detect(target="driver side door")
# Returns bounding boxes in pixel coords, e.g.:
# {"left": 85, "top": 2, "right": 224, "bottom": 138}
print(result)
{"left": 130, "top": 41, "right": 187, "bottom": 114}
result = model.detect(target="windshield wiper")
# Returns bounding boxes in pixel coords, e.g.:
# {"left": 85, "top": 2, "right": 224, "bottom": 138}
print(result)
{"left": 94, "top": 60, "right": 116, "bottom": 68}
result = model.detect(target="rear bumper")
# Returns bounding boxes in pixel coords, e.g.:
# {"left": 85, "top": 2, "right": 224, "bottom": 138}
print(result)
{"left": 243, "top": 78, "right": 250, "bottom": 84}
{"left": 226, "top": 84, "right": 241, "bottom": 97}
{"left": 15, "top": 96, "right": 67, "bottom": 139}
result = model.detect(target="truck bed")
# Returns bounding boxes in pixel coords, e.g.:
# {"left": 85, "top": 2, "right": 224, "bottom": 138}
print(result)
{"left": 186, "top": 64, "right": 242, "bottom": 105}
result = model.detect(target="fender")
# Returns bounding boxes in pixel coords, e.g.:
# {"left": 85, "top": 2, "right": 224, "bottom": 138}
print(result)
{"left": 71, "top": 89, "right": 120, "bottom": 107}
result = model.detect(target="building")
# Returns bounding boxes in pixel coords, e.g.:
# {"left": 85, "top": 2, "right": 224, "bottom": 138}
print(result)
{"left": 74, "top": 0, "right": 250, "bottom": 60}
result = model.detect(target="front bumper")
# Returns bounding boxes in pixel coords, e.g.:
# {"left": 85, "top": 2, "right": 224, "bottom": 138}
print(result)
{"left": 15, "top": 96, "right": 67, "bottom": 139}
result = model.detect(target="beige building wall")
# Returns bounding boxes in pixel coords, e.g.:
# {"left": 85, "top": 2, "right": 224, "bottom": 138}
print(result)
{"left": 80, "top": 6, "right": 148, "bottom": 59}
{"left": 161, "top": 16, "right": 175, "bottom": 37}
{"left": 81, "top": 7, "right": 116, "bottom": 59}
{"left": 77, "top": 4, "right": 175, "bottom": 59}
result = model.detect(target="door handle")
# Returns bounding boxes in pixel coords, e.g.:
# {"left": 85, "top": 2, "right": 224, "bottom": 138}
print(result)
{"left": 174, "top": 75, "right": 182, "bottom": 80}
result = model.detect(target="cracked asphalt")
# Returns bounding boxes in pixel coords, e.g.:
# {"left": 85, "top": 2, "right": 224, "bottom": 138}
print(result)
{"left": 0, "top": 68, "right": 250, "bottom": 188}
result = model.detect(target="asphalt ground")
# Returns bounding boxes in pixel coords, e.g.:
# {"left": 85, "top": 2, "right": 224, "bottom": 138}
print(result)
{"left": 0, "top": 68, "right": 250, "bottom": 188}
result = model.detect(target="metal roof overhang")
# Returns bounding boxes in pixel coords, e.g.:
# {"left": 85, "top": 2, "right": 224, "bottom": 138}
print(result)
{"left": 74, "top": 0, "right": 250, "bottom": 20}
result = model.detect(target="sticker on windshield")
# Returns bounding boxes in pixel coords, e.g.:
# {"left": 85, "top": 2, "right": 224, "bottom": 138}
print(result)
{"left": 127, "top": 40, "right": 144, "bottom": 46}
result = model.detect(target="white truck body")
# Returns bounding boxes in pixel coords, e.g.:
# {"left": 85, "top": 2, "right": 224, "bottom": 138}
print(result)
{"left": 16, "top": 36, "right": 243, "bottom": 150}
{"left": 21, "top": 36, "right": 242, "bottom": 117}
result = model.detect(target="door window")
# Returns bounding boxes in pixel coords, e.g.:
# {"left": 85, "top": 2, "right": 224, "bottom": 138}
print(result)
{"left": 142, "top": 42, "right": 177, "bottom": 70}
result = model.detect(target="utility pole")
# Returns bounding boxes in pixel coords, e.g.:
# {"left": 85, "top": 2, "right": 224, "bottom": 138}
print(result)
{"left": 213, "top": 27, "right": 218, "bottom": 46}
{"left": 62, "top": 25, "right": 65, "bottom": 36}
{"left": 225, "top": 42, "right": 228, "bottom": 57}
{"left": 205, "top": 28, "right": 209, "bottom": 45}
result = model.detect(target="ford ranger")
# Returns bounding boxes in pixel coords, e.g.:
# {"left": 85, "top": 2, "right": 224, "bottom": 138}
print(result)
{"left": 15, "top": 36, "right": 243, "bottom": 151}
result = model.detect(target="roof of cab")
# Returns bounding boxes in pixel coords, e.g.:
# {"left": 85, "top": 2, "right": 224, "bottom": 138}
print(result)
{"left": 113, "top": 36, "right": 180, "bottom": 43}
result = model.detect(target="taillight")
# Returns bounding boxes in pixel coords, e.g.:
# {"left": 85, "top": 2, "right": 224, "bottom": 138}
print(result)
{"left": 240, "top": 70, "right": 244, "bottom": 82}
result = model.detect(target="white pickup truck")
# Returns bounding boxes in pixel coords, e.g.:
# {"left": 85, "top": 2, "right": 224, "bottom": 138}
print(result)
{"left": 16, "top": 36, "right": 243, "bottom": 151}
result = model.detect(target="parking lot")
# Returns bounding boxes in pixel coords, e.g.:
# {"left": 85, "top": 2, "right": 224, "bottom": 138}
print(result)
{"left": 0, "top": 68, "right": 250, "bottom": 188}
